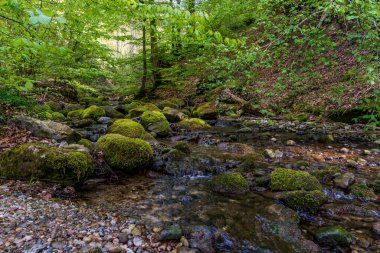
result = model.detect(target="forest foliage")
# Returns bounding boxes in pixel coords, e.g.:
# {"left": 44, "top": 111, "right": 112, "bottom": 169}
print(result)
{"left": 0, "top": 0, "right": 379, "bottom": 124}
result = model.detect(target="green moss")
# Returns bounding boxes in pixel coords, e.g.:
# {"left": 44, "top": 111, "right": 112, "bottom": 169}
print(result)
{"left": 173, "top": 141, "right": 191, "bottom": 154}
{"left": 31, "top": 104, "right": 54, "bottom": 119}
{"left": 178, "top": 118, "right": 211, "bottom": 131}
{"left": 78, "top": 139, "right": 94, "bottom": 149}
{"left": 210, "top": 172, "right": 249, "bottom": 194}
{"left": 194, "top": 102, "right": 218, "bottom": 119}
{"left": 163, "top": 149, "right": 187, "bottom": 161}
{"left": 315, "top": 226, "right": 352, "bottom": 247}
{"left": 129, "top": 103, "right": 160, "bottom": 118}
{"left": 141, "top": 110, "right": 167, "bottom": 124}
{"left": 320, "top": 134, "right": 335, "bottom": 143}
{"left": 95, "top": 134, "right": 153, "bottom": 173}
{"left": 311, "top": 168, "right": 341, "bottom": 183}
{"left": 36, "top": 111, "right": 53, "bottom": 120}
{"left": 61, "top": 103, "right": 83, "bottom": 116}
{"left": 123, "top": 101, "right": 143, "bottom": 113}
{"left": 51, "top": 112, "right": 66, "bottom": 121}
{"left": 0, "top": 144, "right": 93, "bottom": 185}
{"left": 282, "top": 190, "right": 327, "bottom": 213}
{"left": 107, "top": 119, "right": 153, "bottom": 140}
{"left": 102, "top": 106, "right": 125, "bottom": 118}
{"left": 67, "top": 109, "right": 84, "bottom": 119}
{"left": 141, "top": 111, "right": 171, "bottom": 137}
{"left": 46, "top": 101, "right": 62, "bottom": 112}
{"left": 349, "top": 183, "right": 376, "bottom": 198}
{"left": 158, "top": 98, "right": 183, "bottom": 109}
{"left": 284, "top": 113, "right": 309, "bottom": 122}
{"left": 82, "top": 105, "right": 106, "bottom": 120}
{"left": 239, "top": 153, "right": 264, "bottom": 171}
{"left": 270, "top": 168, "right": 322, "bottom": 191}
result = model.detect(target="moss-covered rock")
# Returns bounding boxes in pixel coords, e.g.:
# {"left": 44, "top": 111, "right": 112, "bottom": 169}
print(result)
{"left": 46, "top": 101, "right": 63, "bottom": 112}
{"left": 270, "top": 168, "right": 322, "bottom": 191}
{"left": 157, "top": 98, "right": 183, "bottom": 109}
{"left": 209, "top": 172, "right": 249, "bottom": 194}
{"left": 319, "top": 134, "right": 335, "bottom": 143}
{"left": 194, "top": 102, "right": 218, "bottom": 120}
{"left": 95, "top": 134, "right": 153, "bottom": 173}
{"left": 107, "top": 119, "right": 154, "bottom": 140}
{"left": 311, "top": 168, "right": 341, "bottom": 183}
{"left": 315, "top": 226, "right": 352, "bottom": 247}
{"left": 102, "top": 106, "right": 125, "bottom": 118}
{"left": 123, "top": 101, "right": 143, "bottom": 113}
{"left": 31, "top": 104, "right": 53, "bottom": 119}
{"left": 61, "top": 103, "right": 83, "bottom": 116}
{"left": 51, "top": 112, "right": 66, "bottom": 121}
{"left": 82, "top": 105, "right": 106, "bottom": 120}
{"left": 78, "top": 139, "right": 94, "bottom": 149}
{"left": 178, "top": 118, "right": 211, "bottom": 131}
{"left": 0, "top": 144, "right": 93, "bottom": 185}
{"left": 163, "top": 107, "right": 187, "bottom": 123}
{"left": 67, "top": 109, "right": 84, "bottom": 119}
{"left": 141, "top": 111, "right": 171, "bottom": 137}
{"left": 239, "top": 153, "right": 265, "bottom": 171}
{"left": 281, "top": 190, "right": 327, "bottom": 213}
{"left": 284, "top": 113, "right": 309, "bottom": 122}
{"left": 173, "top": 141, "right": 191, "bottom": 154}
{"left": 129, "top": 103, "right": 160, "bottom": 118}
{"left": 349, "top": 183, "right": 376, "bottom": 199}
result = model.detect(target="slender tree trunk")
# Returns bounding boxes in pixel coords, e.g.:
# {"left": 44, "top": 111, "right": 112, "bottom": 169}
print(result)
{"left": 150, "top": 17, "right": 161, "bottom": 90}
{"left": 138, "top": 24, "right": 147, "bottom": 97}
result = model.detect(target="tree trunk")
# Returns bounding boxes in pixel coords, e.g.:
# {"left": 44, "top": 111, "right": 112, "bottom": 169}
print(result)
{"left": 150, "top": 17, "right": 161, "bottom": 90}
{"left": 138, "top": 24, "right": 147, "bottom": 97}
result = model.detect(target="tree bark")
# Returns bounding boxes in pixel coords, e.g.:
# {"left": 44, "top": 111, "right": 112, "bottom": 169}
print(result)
{"left": 150, "top": 17, "right": 161, "bottom": 89}
{"left": 138, "top": 24, "right": 147, "bottom": 97}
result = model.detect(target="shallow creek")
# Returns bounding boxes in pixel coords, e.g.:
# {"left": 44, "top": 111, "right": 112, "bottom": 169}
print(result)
{"left": 75, "top": 120, "right": 380, "bottom": 253}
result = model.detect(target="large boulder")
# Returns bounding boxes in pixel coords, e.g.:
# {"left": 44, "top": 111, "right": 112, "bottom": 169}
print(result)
{"left": 209, "top": 172, "right": 249, "bottom": 195}
{"left": 194, "top": 102, "right": 218, "bottom": 120}
{"left": 141, "top": 111, "right": 171, "bottom": 137}
{"left": 270, "top": 168, "right": 322, "bottom": 191}
{"left": 178, "top": 118, "right": 211, "bottom": 131}
{"left": 14, "top": 116, "right": 80, "bottom": 142}
{"left": 95, "top": 134, "right": 153, "bottom": 173}
{"left": 107, "top": 119, "right": 154, "bottom": 140}
{"left": 0, "top": 143, "right": 93, "bottom": 185}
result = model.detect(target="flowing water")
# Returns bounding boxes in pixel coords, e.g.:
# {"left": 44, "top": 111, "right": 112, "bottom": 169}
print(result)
{"left": 75, "top": 119, "right": 380, "bottom": 253}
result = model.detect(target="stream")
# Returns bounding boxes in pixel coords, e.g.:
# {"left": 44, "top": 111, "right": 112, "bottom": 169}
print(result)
{"left": 74, "top": 118, "right": 380, "bottom": 253}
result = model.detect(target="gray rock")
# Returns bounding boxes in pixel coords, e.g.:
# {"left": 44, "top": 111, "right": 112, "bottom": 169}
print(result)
{"left": 334, "top": 173, "right": 355, "bottom": 189}
{"left": 133, "top": 236, "right": 143, "bottom": 247}
{"left": 14, "top": 116, "right": 80, "bottom": 142}
{"left": 97, "top": 117, "right": 111, "bottom": 124}
{"left": 117, "top": 232, "right": 128, "bottom": 244}
{"left": 159, "top": 224, "right": 182, "bottom": 241}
